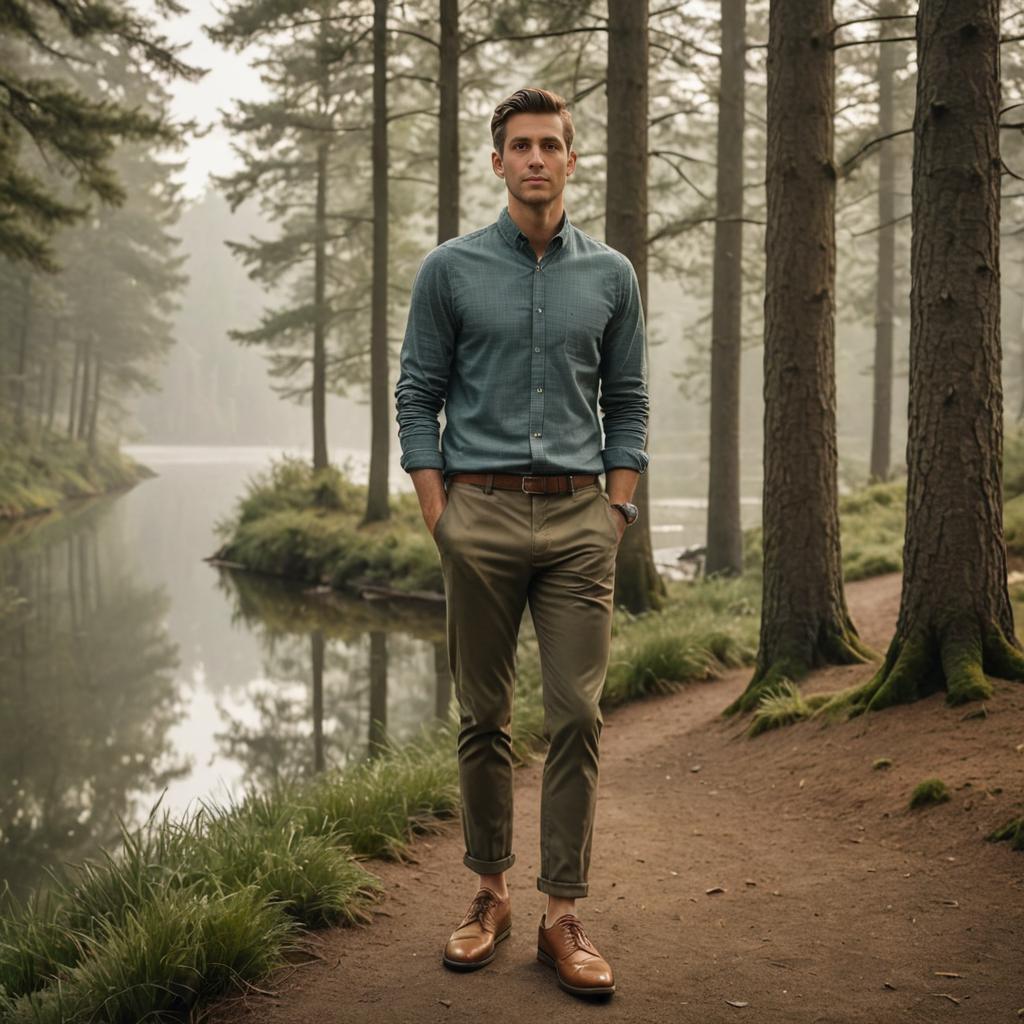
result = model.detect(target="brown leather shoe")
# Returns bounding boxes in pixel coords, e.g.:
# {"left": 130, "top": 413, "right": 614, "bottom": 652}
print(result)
{"left": 442, "top": 887, "right": 511, "bottom": 971}
{"left": 537, "top": 913, "right": 616, "bottom": 997}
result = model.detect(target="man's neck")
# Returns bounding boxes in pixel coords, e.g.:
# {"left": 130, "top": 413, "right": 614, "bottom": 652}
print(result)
{"left": 507, "top": 194, "right": 565, "bottom": 262}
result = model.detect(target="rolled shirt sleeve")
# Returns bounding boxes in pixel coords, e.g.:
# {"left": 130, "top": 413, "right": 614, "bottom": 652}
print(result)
{"left": 394, "top": 246, "right": 456, "bottom": 472}
{"left": 598, "top": 254, "right": 651, "bottom": 474}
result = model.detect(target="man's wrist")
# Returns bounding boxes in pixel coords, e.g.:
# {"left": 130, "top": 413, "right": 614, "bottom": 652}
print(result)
{"left": 610, "top": 501, "right": 639, "bottom": 526}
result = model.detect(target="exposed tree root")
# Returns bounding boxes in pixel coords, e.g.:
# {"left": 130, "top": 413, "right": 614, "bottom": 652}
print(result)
{"left": 813, "top": 618, "right": 1024, "bottom": 722}
{"left": 724, "top": 622, "right": 873, "bottom": 717}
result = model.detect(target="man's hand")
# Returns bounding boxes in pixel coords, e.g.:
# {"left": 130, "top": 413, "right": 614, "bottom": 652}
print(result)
{"left": 410, "top": 468, "right": 448, "bottom": 540}
{"left": 611, "top": 507, "right": 627, "bottom": 544}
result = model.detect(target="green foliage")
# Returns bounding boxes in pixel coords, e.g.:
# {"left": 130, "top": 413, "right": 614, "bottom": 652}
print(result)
{"left": 909, "top": 778, "right": 951, "bottom": 810}
{"left": 0, "top": 433, "right": 149, "bottom": 519}
{"left": 214, "top": 456, "right": 442, "bottom": 594}
{"left": 1, "top": 0, "right": 199, "bottom": 270}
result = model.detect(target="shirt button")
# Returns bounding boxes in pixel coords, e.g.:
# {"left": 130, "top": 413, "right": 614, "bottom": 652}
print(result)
{"left": 534, "top": 347, "right": 540, "bottom": 353}
{"left": 536, "top": 387, "right": 543, "bottom": 393}
{"left": 533, "top": 432, "right": 541, "bottom": 437}
{"left": 536, "top": 308, "right": 542, "bottom": 314}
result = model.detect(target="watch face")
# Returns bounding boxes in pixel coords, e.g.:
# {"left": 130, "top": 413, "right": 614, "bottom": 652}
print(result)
{"left": 614, "top": 502, "right": 639, "bottom": 525}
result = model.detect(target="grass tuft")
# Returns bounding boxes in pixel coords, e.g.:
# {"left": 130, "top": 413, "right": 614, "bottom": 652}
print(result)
{"left": 748, "top": 680, "right": 813, "bottom": 737}
{"left": 909, "top": 778, "right": 951, "bottom": 810}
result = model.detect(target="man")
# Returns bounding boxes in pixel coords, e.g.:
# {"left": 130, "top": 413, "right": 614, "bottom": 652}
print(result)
{"left": 394, "top": 87, "right": 649, "bottom": 999}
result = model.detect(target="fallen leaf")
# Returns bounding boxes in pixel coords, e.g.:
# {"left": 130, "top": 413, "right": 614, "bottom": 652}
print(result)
{"left": 744, "top": 879, "right": 757, "bottom": 887}
{"left": 941, "top": 899, "right": 960, "bottom": 908}
{"left": 883, "top": 982, "right": 897, "bottom": 991}
{"left": 706, "top": 886, "right": 725, "bottom": 895}
{"left": 691, "top": 765, "right": 702, "bottom": 772}
{"left": 725, "top": 999, "right": 749, "bottom": 1008}
{"left": 438, "top": 999, "right": 452, "bottom": 1008}
{"left": 934, "top": 994, "right": 961, "bottom": 1005}
{"left": 934, "top": 971, "right": 963, "bottom": 978}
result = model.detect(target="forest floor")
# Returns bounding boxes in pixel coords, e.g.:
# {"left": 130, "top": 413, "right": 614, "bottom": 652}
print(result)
{"left": 205, "top": 572, "right": 1024, "bottom": 1024}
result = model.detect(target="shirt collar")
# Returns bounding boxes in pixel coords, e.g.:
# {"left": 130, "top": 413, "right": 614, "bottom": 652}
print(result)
{"left": 496, "top": 206, "right": 573, "bottom": 256}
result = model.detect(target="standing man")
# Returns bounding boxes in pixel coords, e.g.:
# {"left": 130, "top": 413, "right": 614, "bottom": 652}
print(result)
{"left": 394, "top": 87, "right": 649, "bottom": 999}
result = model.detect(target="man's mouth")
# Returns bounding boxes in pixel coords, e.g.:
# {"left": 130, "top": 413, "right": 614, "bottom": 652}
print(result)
{"left": 524, "top": 177, "right": 548, "bottom": 183}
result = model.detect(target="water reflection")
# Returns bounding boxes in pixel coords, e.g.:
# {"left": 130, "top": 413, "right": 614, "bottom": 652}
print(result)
{"left": 0, "top": 499, "right": 187, "bottom": 905}
{"left": 0, "top": 450, "right": 453, "bottom": 907}
{"left": 212, "top": 568, "right": 449, "bottom": 787}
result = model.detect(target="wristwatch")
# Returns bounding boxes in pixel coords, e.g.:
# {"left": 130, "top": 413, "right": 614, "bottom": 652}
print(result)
{"left": 610, "top": 501, "right": 639, "bottom": 526}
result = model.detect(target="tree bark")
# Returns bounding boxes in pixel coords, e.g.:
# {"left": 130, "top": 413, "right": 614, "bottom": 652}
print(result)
{"left": 364, "top": 0, "right": 391, "bottom": 523}
{"left": 869, "top": 8, "right": 900, "bottom": 483}
{"left": 437, "top": 0, "right": 459, "bottom": 244}
{"left": 705, "top": 0, "right": 747, "bottom": 577}
{"left": 605, "top": 0, "right": 665, "bottom": 614}
{"left": 726, "top": 0, "right": 869, "bottom": 716}
{"left": 822, "top": 0, "right": 1024, "bottom": 715}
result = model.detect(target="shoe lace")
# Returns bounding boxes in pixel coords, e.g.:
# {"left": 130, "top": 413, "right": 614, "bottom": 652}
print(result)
{"left": 462, "top": 890, "right": 497, "bottom": 926}
{"left": 559, "top": 915, "right": 593, "bottom": 952}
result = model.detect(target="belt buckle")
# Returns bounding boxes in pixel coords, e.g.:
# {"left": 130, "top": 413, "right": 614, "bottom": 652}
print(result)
{"left": 521, "top": 475, "right": 546, "bottom": 494}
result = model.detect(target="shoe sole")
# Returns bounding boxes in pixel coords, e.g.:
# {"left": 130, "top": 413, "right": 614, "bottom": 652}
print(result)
{"left": 441, "top": 925, "right": 511, "bottom": 971}
{"left": 536, "top": 947, "right": 616, "bottom": 997}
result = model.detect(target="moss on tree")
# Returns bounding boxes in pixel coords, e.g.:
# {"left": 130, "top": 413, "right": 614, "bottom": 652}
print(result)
{"left": 813, "top": 617, "right": 1024, "bottom": 720}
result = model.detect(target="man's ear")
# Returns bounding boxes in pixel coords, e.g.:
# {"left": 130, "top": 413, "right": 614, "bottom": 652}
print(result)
{"left": 566, "top": 148, "right": 578, "bottom": 178}
{"left": 491, "top": 149, "right": 505, "bottom": 180}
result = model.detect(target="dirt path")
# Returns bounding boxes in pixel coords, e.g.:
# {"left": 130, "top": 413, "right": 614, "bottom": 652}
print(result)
{"left": 206, "top": 574, "right": 1024, "bottom": 1024}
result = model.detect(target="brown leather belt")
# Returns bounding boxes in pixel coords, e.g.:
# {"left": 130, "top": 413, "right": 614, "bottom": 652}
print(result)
{"left": 447, "top": 472, "right": 598, "bottom": 495}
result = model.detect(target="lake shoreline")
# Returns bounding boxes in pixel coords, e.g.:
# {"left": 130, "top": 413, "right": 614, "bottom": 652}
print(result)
{"left": 0, "top": 434, "right": 154, "bottom": 522}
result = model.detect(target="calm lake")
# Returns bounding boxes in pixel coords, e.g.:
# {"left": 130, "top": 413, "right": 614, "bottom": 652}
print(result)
{"left": 0, "top": 444, "right": 761, "bottom": 904}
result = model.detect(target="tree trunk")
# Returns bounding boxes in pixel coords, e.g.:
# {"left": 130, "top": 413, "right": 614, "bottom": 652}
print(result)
{"left": 364, "top": 0, "right": 391, "bottom": 523}
{"left": 14, "top": 272, "right": 33, "bottom": 439}
{"left": 45, "top": 319, "right": 59, "bottom": 433}
{"left": 869, "top": 9, "right": 900, "bottom": 483}
{"left": 76, "top": 340, "right": 92, "bottom": 442}
{"left": 605, "top": 0, "right": 665, "bottom": 614}
{"left": 726, "top": 0, "right": 869, "bottom": 716}
{"left": 67, "top": 337, "right": 81, "bottom": 438}
{"left": 705, "top": 0, "right": 747, "bottom": 577}
{"left": 311, "top": 14, "right": 330, "bottom": 472}
{"left": 822, "top": 0, "right": 1024, "bottom": 715}
{"left": 437, "top": 0, "right": 459, "bottom": 244}
{"left": 87, "top": 356, "right": 101, "bottom": 454}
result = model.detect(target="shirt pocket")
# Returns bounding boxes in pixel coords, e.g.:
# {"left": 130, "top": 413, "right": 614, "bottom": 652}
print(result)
{"left": 564, "top": 302, "right": 608, "bottom": 366}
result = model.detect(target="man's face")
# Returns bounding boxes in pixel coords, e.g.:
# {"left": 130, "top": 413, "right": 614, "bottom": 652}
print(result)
{"left": 492, "top": 111, "right": 577, "bottom": 206}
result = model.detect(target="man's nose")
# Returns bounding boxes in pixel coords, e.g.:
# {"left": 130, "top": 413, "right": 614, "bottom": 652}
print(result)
{"left": 528, "top": 146, "right": 545, "bottom": 165}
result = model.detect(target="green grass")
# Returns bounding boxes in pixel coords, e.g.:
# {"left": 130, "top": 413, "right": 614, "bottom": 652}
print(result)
{"left": 213, "top": 456, "right": 443, "bottom": 596}
{"left": 987, "top": 815, "right": 1024, "bottom": 851}
{"left": 748, "top": 680, "right": 814, "bottom": 736}
{"left": 909, "top": 778, "right": 951, "bottom": 810}
{"left": 0, "top": 432, "right": 150, "bottom": 520}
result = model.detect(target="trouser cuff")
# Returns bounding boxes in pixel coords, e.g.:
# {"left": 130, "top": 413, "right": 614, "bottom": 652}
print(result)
{"left": 536, "top": 875, "right": 589, "bottom": 898}
{"left": 464, "top": 851, "right": 516, "bottom": 874}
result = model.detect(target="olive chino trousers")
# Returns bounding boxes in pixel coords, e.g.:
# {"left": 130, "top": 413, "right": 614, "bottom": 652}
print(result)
{"left": 433, "top": 475, "right": 620, "bottom": 899}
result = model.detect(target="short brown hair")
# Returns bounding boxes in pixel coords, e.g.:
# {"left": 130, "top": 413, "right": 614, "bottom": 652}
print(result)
{"left": 491, "top": 88, "right": 575, "bottom": 156}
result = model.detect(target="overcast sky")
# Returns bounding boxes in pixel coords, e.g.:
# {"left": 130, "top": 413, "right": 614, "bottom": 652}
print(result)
{"left": 154, "top": 0, "right": 268, "bottom": 200}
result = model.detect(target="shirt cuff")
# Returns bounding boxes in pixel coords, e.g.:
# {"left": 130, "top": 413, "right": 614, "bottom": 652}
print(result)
{"left": 601, "top": 446, "right": 650, "bottom": 474}
{"left": 400, "top": 447, "right": 446, "bottom": 472}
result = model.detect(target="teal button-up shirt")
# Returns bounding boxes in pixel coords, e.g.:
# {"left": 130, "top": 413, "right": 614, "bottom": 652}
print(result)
{"left": 394, "top": 206, "right": 650, "bottom": 479}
